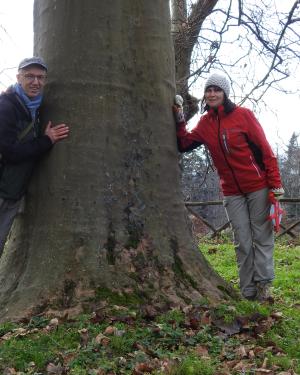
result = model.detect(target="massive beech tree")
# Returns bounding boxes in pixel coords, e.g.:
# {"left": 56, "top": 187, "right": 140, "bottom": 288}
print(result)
{"left": 0, "top": 1, "right": 234, "bottom": 321}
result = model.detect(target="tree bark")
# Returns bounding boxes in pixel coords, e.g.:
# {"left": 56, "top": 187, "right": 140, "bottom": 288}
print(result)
{"left": 0, "top": 0, "right": 234, "bottom": 322}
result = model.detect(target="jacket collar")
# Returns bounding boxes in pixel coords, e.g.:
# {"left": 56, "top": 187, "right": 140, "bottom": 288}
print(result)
{"left": 1, "top": 87, "right": 32, "bottom": 120}
{"left": 207, "top": 105, "right": 227, "bottom": 120}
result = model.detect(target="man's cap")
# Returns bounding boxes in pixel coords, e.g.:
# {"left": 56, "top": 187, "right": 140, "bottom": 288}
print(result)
{"left": 204, "top": 73, "right": 230, "bottom": 98}
{"left": 18, "top": 57, "right": 48, "bottom": 71}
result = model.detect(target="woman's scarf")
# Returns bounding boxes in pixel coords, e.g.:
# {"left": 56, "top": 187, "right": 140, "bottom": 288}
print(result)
{"left": 14, "top": 83, "right": 43, "bottom": 121}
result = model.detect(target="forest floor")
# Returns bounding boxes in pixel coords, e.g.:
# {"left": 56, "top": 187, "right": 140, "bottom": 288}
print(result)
{"left": 0, "top": 236, "right": 299, "bottom": 375}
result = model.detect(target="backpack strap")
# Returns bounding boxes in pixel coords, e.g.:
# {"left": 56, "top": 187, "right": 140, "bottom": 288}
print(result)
{"left": 17, "top": 120, "right": 35, "bottom": 142}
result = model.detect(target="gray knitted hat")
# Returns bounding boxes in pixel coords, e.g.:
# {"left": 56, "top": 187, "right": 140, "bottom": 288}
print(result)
{"left": 204, "top": 73, "right": 230, "bottom": 97}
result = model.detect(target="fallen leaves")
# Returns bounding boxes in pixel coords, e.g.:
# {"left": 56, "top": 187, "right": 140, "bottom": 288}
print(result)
{"left": 0, "top": 305, "right": 296, "bottom": 375}
{"left": 0, "top": 327, "right": 39, "bottom": 341}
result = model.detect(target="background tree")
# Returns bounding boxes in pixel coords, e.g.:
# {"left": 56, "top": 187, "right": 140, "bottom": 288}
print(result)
{"left": 171, "top": 0, "right": 300, "bottom": 110}
{"left": 0, "top": 0, "right": 234, "bottom": 322}
{"left": 280, "top": 132, "right": 300, "bottom": 221}
{"left": 180, "top": 149, "right": 226, "bottom": 228}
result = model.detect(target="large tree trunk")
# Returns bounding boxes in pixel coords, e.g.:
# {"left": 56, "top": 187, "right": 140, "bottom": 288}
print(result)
{"left": 0, "top": 0, "right": 234, "bottom": 322}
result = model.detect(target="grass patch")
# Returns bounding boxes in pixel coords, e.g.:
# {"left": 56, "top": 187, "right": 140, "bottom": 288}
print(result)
{"left": 201, "top": 236, "right": 300, "bottom": 373}
{"left": 170, "top": 355, "right": 216, "bottom": 375}
{"left": 0, "top": 237, "right": 299, "bottom": 374}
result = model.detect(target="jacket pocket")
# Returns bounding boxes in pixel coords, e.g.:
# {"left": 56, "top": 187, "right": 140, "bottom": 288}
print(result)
{"left": 250, "top": 155, "right": 262, "bottom": 178}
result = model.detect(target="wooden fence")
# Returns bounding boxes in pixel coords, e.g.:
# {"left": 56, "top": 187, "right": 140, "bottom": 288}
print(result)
{"left": 185, "top": 198, "right": 300, "bottom": 238}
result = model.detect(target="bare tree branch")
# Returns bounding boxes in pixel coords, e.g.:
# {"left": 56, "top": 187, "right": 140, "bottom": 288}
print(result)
{"left": 172, "top": 0, "right": 300, "bottom": 115}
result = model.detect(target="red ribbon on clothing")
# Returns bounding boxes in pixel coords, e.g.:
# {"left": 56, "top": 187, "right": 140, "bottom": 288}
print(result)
{"left": 268, "top": 191, "right": 284, "bottom": 233}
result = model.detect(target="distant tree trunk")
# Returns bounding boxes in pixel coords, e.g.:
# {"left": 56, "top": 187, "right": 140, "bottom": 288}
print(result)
{"left": 0, "top": 0, "right": 234, "bottom": 322}
{"left": 280, "top": 132, "right": 300, "bottom": 221}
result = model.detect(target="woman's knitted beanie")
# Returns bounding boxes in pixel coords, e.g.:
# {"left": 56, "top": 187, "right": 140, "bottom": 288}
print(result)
{"left": 204, "top": 73, "right": 230, "bottom": 97}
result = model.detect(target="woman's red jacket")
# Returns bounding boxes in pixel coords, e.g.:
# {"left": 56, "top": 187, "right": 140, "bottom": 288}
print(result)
{"left": 176, "top": 105, "right": 282, "bottom": 196}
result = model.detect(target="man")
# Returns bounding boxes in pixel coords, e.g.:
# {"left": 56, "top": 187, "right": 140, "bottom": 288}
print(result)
{"left": 0, "top": 57, "right": 69, "bottom": 257}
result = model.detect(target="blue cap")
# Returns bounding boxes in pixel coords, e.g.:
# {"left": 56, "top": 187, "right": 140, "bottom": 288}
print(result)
{"left": 18, "top": 57, "right": 48, "bottom": 71}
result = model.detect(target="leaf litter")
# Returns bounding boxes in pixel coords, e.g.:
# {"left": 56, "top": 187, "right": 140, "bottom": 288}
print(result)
{"left": 0, "top": 301, "right": 298, "bottom": 374}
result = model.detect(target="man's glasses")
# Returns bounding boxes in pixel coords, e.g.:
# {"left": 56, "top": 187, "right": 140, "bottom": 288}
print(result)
{"left": 22, "top": 74, "right": 47, "bottom": 83}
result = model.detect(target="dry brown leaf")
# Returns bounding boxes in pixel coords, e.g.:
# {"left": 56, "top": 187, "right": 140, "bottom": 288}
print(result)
{"left": 185, "top": 329, "right": 196, "bottom": 337}
{"left": 101, "top": 337, "right": 110, "bottom": 346}
{"left": 49, "top": 318, "right": 59, "bottom": 326}
{"left": 1, "top": 327, "right": 35, "bottom": 341}
{"left": 254, "top": 317, "right": 274, "bottom": 335}
{"left": 189, "top": 316, "right": 200, "bottom": 330}
{"left": 271, "top": 311, "right": 283, "bottom": 320}
{"left": 46, "top": 362, "right": 65, "bottom": 374}
{"left": 133, "top": 362, "right": 154, "bottom": 374}
{"left": 233, "top": 360, "right": 248, "bottom": 371}
{"left": 214, "top": 370, "right": 231, "bottom": 375}
{"left": 194, "top": 344, "right": 209, "bottom": 357}
{"left": 61, "top": 351, "right": 77, "bottom": 366}
{"left": 236, "top": 316, "right": 251, "bottom": 329}
{"left": 104, "top": 325, "right": 116, "bottom": 335}
{"left": 253, "top": 346, "right": 266, "bottom": 356}
{"left": 255, "top": 369, "right": 274, "bottom": 374}
{"left": 45, "top": 318, "right": 59, "bottom": 332}
{"left": 213, "top": 318, "right": 242, "bottom": 335}
{"left": 262, "top": 357, "right": 268, "bottom": 368}
{"left": 223, "top": 359, "right": 240, "bottom": 369}
{"left": 113, "top": 304, "right": 129, "bottom": 311}
{"left": 118, "top": 357, "right": 127, "bottom": 366}
{"left": 78, "top": 328, "right": 89, "bottom": 347}
{"left": 3, "top": 368, "right": 17, "bottom": 375}
{"left": 90, "top": 311, "right": 106, "bottom": 324}
{"left": 236, "top": 345, "right": 247, "bottom": 358}
{"left": 89, "top": 370, "right": 105, "bottom": 375}
{"left": 1, "top": 332, "right": 14, "bottom": 341}
{"left": 182, "top": 305, "right": 193, "bottom": 314}
{"left": 159, "top": 359, "right": 175, "bottom": 373}
{"left": 201, "top": 310, "right": 211, "bottom": 325}
{"left": 94, "top": 333, "right": 110, "bottom": 346}
{"left": 140, "top": 305, "right": 158, "bottom": 320}
{"left": 13, "top": 327, "right": 27, "bottom": 335}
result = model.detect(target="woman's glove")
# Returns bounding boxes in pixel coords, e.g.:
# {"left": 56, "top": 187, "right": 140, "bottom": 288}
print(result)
{"left": 173, "top": 95, "right": 185, "bottom": 124}
{"left": 271, "top": 187, "right": 285, "bottom": 197}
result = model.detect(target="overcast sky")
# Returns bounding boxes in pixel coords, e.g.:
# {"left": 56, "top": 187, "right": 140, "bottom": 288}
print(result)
{"left": 0, "top": 0, "right": 299, "bottom": 150}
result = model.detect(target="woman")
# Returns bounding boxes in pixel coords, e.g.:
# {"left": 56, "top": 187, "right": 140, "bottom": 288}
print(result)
{"left": 174, "top": 73, "right": 284, "bottom": 301}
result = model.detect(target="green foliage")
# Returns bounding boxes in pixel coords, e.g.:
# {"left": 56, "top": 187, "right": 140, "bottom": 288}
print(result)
{"left": 109, "top": 334, "right": 136, "bottom": 355}
{"left": 0, "top": 322, "right": 18, "bottom": 336}
{"left": 170, "top": 355, "right": 215, "bottom": 375}
{"left": 156, "top": 309, "right": 185, "bottom": 325}
{"left": 0, "top": 327, "right": 78, "bottom": 370}
{"left": 95, "top": 287, "right": 143, "bottom": 306}
{"left": 200, "top": 240, "right": 239, "bottom": 287}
